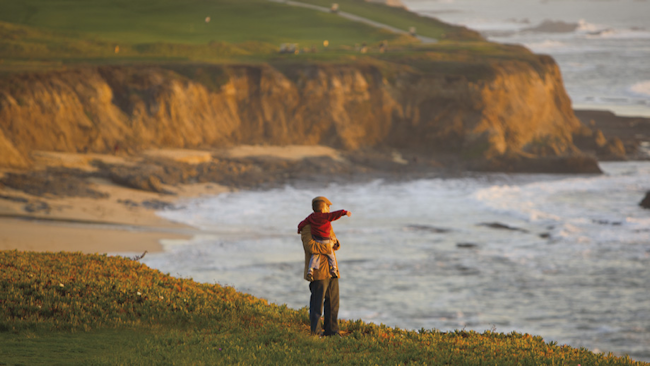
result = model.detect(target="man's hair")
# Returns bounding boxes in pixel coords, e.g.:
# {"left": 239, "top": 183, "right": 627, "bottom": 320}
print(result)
{"left": 312, "top": 200, "right": 327, "bottom": 212}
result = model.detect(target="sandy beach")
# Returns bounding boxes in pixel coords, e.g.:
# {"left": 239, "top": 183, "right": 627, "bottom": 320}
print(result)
{"left": 2, "top": 111, "right": 648, "bottom": 256}
{"left": 0, "top": 145, "right": 352, "bottom": 255}
{"left": 0, "top": 178, "right": 222, "bottom": 254}
{"left": 0, "top": 149, "right": 227, "bottom": 254}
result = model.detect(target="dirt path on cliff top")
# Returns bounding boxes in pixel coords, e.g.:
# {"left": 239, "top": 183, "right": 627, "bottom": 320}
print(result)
{"left": 268, "top": 0, "right": 438, "bottom": 44}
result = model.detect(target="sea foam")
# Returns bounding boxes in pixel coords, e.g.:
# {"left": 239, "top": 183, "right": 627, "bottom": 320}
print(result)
{"left": 631, "top": 80, "right": 650, "bottom": 97}
{"left": 144, "top": 162, "right": 650, "bottom": 362}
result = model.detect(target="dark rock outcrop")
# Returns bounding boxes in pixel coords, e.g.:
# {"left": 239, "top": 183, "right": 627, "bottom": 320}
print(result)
{"left": 574, "top": 109, "right": 650, "bottom": 160}
{"left": 102, "top": 164, "right": 169, "bottom": 194}
{"left": 405, "top": 224, "right": 451, "bottom": 233}
{"left": 573, "top": 125, "right": 627, "bottom": 161}
{"left": 640, "top": 191, "right": 650, "bottom": 209}
{"left": 477, "top": 222, "right": 529, "bottom": 233}
{"left": 457, "top": 242, "right": 478, "bottom": 249}
{"left": 0, "top": 169, "right": 108, "bottom": 198}
{"left": 470, "top": 155, "right": 602, "bottom": 174}
{"left": 24, "top": 201, "right": 51, "bottom": 214}
{"left": 0, "top": 194, "right": 28, "bottom": 203}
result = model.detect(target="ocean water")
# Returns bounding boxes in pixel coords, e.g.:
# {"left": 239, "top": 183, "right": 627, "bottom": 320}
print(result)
{"left": 142, "top": 161, "right": 650, "bottom": 361}
{"left": 402, "top": 0, "right": 650, "bottom": 117}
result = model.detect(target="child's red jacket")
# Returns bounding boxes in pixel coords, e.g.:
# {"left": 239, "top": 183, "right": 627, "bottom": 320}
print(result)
{"left": 297, "top": 210, "right": 348, "bottom": 239}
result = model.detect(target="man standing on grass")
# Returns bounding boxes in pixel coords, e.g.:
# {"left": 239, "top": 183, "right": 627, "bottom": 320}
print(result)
{"left": 299, "top": 196, "right": 349, "bottom": 336}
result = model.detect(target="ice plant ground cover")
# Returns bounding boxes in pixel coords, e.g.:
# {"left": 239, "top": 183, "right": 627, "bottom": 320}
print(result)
{"left": 0, "top": 251, "right": 646, "bottom": 365}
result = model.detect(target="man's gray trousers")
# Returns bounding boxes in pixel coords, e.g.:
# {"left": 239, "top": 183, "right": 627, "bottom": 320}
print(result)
{"left": 309, "top": 278, "right": 339, "bottom": 335}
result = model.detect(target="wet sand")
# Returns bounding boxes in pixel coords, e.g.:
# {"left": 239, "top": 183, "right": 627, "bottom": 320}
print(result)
{"left": 0, "top": 146, "right": 361, "bottom": 254}
{"left": 0, "top": 176, "right": 224, "bottom": 254}
{"left": 1, "top": 115, "right": 646, "bottom": 256}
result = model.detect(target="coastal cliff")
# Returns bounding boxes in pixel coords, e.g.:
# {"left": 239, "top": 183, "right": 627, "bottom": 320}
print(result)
{"left": 0, "top": 56, "right": 594, "bottom": 171}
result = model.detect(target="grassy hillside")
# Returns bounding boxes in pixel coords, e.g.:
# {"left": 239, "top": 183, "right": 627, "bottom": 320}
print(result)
{"left": 0, "top": 0, "right": 408, "bottom": 45}
{"left": 0, "top": 0, "right": 485, "bottom": 74}
{"left": 0, "top": 0, "right": 476, "bottom": 44}
{"left": 291, "top": 0, "right": 480, "bottom": 41}
{"left": 1, "top": 251, "right": 646, "bottom": 365}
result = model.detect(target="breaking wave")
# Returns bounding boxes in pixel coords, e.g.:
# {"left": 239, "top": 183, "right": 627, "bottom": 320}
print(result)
{"left": 631, "top": 81, "right": 650, "bottom": 97}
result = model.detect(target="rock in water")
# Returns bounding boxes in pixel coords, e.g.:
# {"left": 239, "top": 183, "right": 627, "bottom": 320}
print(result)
{"left": 478, "top": 222, "right": 529, "bottom": 233}
{"left": 524, "top": 20, "right": 579, "bottom": 33}
{"left": 640, "top": 191, "right": 650, "bottom": 209}
{"left": 405, "top": 224, "right": 451, "bottom": 233}
{"left": 456, "top": 242, "right": 478, "bottom": 249}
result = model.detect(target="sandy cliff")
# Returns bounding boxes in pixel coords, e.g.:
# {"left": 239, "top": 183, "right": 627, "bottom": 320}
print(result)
{"left": 0, "top": 57, "right": 591, "bottom": 171}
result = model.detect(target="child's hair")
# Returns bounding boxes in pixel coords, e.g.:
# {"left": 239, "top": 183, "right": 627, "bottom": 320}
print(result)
{"left": 312, "top": 200, "right": 328, "bottom": 212}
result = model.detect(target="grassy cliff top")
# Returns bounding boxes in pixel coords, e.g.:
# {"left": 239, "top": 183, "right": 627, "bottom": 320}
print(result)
{"left": 1, "top": 0, "right": 476, "bottom": 45}
{"left": 0, "top": 0, "right": 489, "bottom": 74}
{"left": 1, "top": 250, "right": 646, "bottom": 365}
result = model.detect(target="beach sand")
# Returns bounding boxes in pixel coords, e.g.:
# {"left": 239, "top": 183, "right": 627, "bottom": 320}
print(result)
{"left": 3, "top": 121, "right": 645, "bottom": 255}
{"left": 0, "top": 177, "right": 221, "bottom": 254}
{"left": 0, "top": 145, "right": 346, "bottom": 254}
{"left": 0, "top": 218, "right": 181, "bottom": 254}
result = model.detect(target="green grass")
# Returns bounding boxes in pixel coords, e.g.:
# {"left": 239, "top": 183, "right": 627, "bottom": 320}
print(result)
{"left": 0, "top": 0, "right": 415, "bottom": 46}
{"left": 0, "top": 17, "right": 543, "bottom": 82}
{"left": 0, "top": 329, "right": 154, "bottom": 365}
{"left": 1, "top": 250, "right": 647, "bottom": 365}
{"left": 292, "top": 0, "right": 482, "bottom": 41}
{"left": 0, "top": 0, "right": 498, "bottom": 75}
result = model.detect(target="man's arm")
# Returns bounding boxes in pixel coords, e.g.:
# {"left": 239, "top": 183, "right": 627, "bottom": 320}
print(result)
{"left": 330, "top": 231, "right": 340, "bottom": 251}
{"left": 300, "top": 225, "right": 333, "bottom": 255}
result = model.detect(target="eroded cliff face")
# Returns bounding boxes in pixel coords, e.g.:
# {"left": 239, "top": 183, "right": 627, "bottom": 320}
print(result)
{"left": 0, "top": 58, "right": 582, "bottom": 169}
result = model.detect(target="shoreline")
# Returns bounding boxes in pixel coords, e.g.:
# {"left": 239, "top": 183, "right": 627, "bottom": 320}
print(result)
{"left": 0, "top": 181, "right": 223, "bottom": 254}
{"left": 0, "top": 145, "right": 377, "bottom": 255}
{"left": 0, "top": 156, "right": 232, "bottom": 254}
{"left": 1, "top": 108, "right": 648, "bottom": 255}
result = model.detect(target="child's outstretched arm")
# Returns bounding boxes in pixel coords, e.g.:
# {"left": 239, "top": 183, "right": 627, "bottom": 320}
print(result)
{"left": 324, "top": 210, "right": 349, "bottom": 222}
